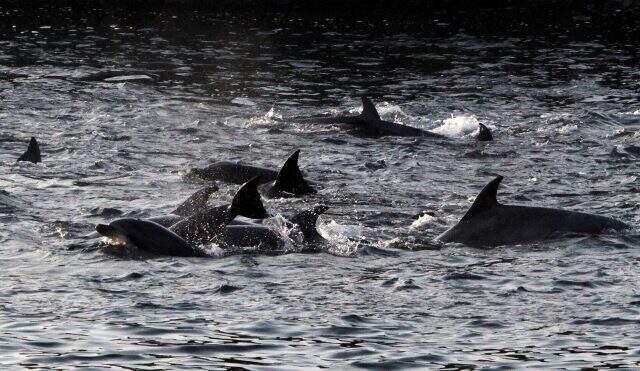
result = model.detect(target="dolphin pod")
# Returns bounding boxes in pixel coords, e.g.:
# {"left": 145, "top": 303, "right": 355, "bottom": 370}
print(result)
{"left": 437, "top": 176, "right": 630, "bottom": 247}
{"left": 10, "top": 96, "right": 626, "bottom": 256}
{"left": 96, "top": 176, "right": 330, "bottom": 255}
{"left": 96, "top": 177, "right": 270, "bottom": 256}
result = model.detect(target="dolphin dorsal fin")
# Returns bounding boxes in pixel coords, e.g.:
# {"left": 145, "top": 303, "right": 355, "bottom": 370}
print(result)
{"left": 172, "top": 185, "right": 219, "bottom": 217}
{"left": 360, "top": 96, "right": 381, "bottom": 122}
{"left": 230, "top": 176, "right": 269, "bottom": 219}
{"left": 461, "top": 176, "right": 503, "bottom": 221}
{"left": 17, "top": 137, "right": 41, "bottom": 163}
{"left": 273, "top": 150, "right": 316, "bottom": 195}
{"left": 477, "top": 123, "right": 493, "bottom": 141}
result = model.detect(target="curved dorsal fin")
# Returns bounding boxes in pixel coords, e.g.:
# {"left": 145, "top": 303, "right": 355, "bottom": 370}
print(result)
{"left": 231, "top": 176, "right": 269, "bottom": 219}
{"left": 360, "top": 96, "right": 381, "bottom": 122}
{"left": 461, "top": 176, "right": 503, "bottom": 221}
{"left": 17, "top": 137, "right": 41, "bottom": 163}
{"left": 172, "top": 185, "right": 219, "bottom": 217}
{"left": 273, "top": 149, "right": 316, "bottom": 195}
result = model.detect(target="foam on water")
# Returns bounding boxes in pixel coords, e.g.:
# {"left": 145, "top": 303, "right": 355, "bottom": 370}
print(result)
{"left": 431, "top": 114, "right": 481, "bottom": 137}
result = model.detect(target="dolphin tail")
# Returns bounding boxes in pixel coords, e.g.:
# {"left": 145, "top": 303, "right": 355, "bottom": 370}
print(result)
{"left": 359, "top": 96, "right": 381, "bottom": 122}
{"left": 273, "top": 149, "right": 316, "bottom": 195}
{"left": 230, "top": 176, "right": 270, "bottom": 219}
{"left": 290, "top": 205, "right": 329, "bottom": 240}
{"left": 172, "top": 185, "right": 219, "bottom": 217}
{"left": 477, "top": 123, "right": 493, "bottom": 141}
{"left": 17, "top": 137, "right": 41, "bottom": 163}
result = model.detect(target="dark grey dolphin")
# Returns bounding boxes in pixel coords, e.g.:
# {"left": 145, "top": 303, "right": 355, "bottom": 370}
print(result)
{"left": 188, "top": 150, "right": 315, "bottom": 198}
{"left": 188, "top": 162, "right": 278, "bottom": 185}
{"left": 17, "top": 137, "right": 41, "bottom": 163}
{"left": 96, "top": 219, "right": 204, "bottom": 257}
{"left": 221, "top": 205, "right": 329, "bottom": 248}
{"left": 436, "top": 176, "right": 630, "bottom": 247}
{"left": 297, "top": 97, "right": 491, "bottom": 140}
{"left": 96, "top": 177, "right": 268, "bottom": 256}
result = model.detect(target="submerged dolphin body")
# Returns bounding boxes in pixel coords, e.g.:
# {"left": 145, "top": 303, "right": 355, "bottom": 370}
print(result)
{"left": 297, "top": 97, "right": 492, "bottom": 140}
{"left": 17, "top": 137, "right": 41, "bottom": 163}
{"left": 188, "top": 150, "right": 315, "bottom": 198}
{"left": 436, "top": 176, "right": 630, "bottom": 247}
{"left": 96, "top": 177, "right": 268, "bottom": 256}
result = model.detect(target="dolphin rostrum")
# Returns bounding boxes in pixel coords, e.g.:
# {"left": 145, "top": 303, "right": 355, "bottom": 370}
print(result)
{"left": 436, "top": 176, "right": 630, "bottom": 247}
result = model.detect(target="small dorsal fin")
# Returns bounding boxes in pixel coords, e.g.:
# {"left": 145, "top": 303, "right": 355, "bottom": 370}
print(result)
{"left": 17, "top": 137, "right": 41, "bottom": 163}
{"left": 477, "top": 123, "right": 493, "bottom": 141}
{"left": 461, "top": 176, "right": 503, "bottom": 221}
{"left": 360, "top": 96, "right": 381, "bottom": 122}
{"left": 290, "top": 205, "right": 329, "bottom": 240}
{"left": 273, "top": 150, "right": 316, "bottom": 195}
{"left": 172, "top": 185, "right": 219, "bottom": 217}
{"left": 230, "top": 176, "right": 269, "bottom": 219}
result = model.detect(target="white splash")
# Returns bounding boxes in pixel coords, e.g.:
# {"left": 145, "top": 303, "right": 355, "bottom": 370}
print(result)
{"left": 410, "top": 213, "right": 436, "bottom": 230}
{"left": 431, "top": 114, "right": 480, "bottom": 138}
{"left": 317, "top": 220, "right": 363, "bottom": 256}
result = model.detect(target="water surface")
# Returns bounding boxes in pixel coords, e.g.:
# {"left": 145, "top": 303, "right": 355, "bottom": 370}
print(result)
{"left": 1, "top": 5, "right": 640, "bottom": 369}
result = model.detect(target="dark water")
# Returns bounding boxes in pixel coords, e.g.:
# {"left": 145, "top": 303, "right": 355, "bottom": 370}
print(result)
{"left": 1, "top": 5, "right": 640, "bottom": 369}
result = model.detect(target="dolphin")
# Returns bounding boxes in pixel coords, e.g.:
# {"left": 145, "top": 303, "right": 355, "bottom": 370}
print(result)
{"left": 188, "top": 150, "right": 315, "bottom": 198}
{"left": 17, "top": 137, "right": 41, "bottom": 163}
{"left": 96, "top": 219, "right": 204, "bottom": 257}
{"left": 168, "top": 176, "right": 269, "bottom": 245}
{"left": 222, "top": 205, "right": 330, "bottom": 248}
{"left": 96, "top": 176, "right": 268, "bottom": 255}
{"left": 297, "top": 97, "right": 491, "bottom": 140}
{"left": 436, "top": 176, "right": 630, "bottom": 247}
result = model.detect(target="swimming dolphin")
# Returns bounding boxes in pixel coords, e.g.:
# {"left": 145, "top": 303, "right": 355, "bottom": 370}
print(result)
{"left": 96, "top": 219, "right": 204, "bottom": 257}
{"left": 436, "top": 176, "right": 630, "bottom": 247}
{"left": 17, "top": 137, "right": 41, "bottom": 163}
{"left": 188, "top": 150, "right": 315, "bottom": 198}
{"left": 297, "top": 97, "right": 491, "bottom": 140}
{"left": 222, "top": 205, "right": 329, "bottom": 248}
{"left": 96, "top": 176, "right": 268, "bottom": 255}
{"left": 169, "top": 176, "right": 269, "bottom": 245}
